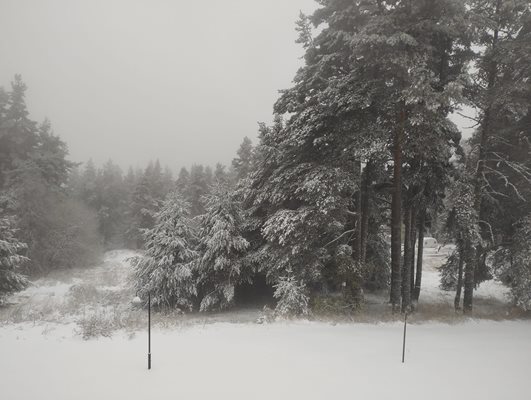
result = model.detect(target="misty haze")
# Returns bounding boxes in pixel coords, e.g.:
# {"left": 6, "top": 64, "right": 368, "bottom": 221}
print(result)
{"left": 1, "top": 1, "right": 530, "bottom": 399}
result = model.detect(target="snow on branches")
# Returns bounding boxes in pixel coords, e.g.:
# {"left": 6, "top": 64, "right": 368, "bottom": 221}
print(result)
{"left": 132, "top": 191, "right": 197, "bottom": 311}
{"left": 196, "top": 184, "right": 249, "bottom": 311}
{"left": 0, "top": 202, "right": 29, "bottom": 301}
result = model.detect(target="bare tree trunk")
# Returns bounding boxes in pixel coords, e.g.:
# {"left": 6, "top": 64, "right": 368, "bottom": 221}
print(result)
{"left": 410, "top": 211, "right": 417, "bottom": 296}
{"left": 360, "top": 161, "right": 372, "bottom": 264}
{"left": 401, "top": 206, "right": 412, "bottom": 312}
{"left": 390, "top": 103, "right": 405, "bottom": 312}
{"left": 355, "top": 160, "right": 363, "bottom": 264}
{"left": 412, "top": 209, "right": 425, "bottom": 302}
{"left": 454, "top": 245, "right": 464, "bottom": 311}
{"left": 463, "top": 238, "right": 476, "bottom": 313}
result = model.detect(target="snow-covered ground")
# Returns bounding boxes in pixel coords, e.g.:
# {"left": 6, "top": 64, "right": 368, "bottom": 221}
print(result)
{"left": 0, "top": 250, "right": 141, "bottom": 329}
{"left": 0, "top": 248, "right": 529, "bottom": 399}
{"left": 363, "top": 245, "right": 517, "bottom": 321}
{"left": 1, "top": 320, "right": 530, "bottom": 399}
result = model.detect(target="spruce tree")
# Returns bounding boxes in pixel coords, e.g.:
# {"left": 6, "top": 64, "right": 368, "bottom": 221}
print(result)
{"left": 0, "top": 197, "right": 28, "bottom": 300}
{"left": 232, "top": 137, "right": 254, "bottom": 181}
{"left": 188, "top": 165, "right": 209, "bottom": 216}
{"left": 462, "top": 0, "right": 531, "bottom": 312}
{"left": 196, "top": 184, "right": 249, "bottom": 311}
{"left": 244, "top": 0, "right": 470, "bottom": 314}
{"left": 132, "top": 191, "right": 197, "bottom": 310}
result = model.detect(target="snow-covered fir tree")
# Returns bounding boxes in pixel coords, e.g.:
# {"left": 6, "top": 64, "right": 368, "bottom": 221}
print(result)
{"left": 0, "top": 198, "right": 29, "bottom": 301}
{"left": 241, "top": 0, "right": 469, "bottom": 315}
{"left": 196, "top": 184, "right": 249, "bottom": 311}
{"left": 461, "top": 0, "right": 531, "bottom": 313}
{"left": 273, "top": 274, "right": 309, "bottom": 317}
{"left": 132, "top": 191, "right": 197, "bottom": 310}
{"left": 492, "top": 216, "right": 531, "bottom": 311}
{"left": 232, "top": 137, "right": 254, "bottom": 181}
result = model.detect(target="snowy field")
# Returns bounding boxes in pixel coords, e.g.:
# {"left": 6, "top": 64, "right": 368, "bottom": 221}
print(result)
{"left": 1, "top": 320, "right": 530, "bottom": 399}
{"left": 1, "top": 248, "right": 530, "bottom": 399}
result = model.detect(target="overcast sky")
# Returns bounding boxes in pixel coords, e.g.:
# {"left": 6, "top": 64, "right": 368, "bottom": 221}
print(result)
{"left": 1, "top": 0, "right": 317, "bottom": 170}
{"left": 1, "top": 0, "right": 473, "bottom": 172}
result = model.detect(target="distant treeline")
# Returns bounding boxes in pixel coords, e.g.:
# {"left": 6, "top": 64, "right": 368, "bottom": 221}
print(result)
{"left": 67, "top": 147, "right": 251, "bottom": 250}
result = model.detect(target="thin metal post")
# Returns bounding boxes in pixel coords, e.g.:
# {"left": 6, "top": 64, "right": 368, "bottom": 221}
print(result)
{"left": 148, "top": 292, "right": 151, "bottom": 370}
{"left": 402, "top": 311, "right": 408, "bottom": 363}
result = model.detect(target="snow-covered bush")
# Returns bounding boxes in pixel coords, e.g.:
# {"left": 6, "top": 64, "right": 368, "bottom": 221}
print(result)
{"left": 77, "top": 312, "right": 114, "bottom": 340}
{"left": 132, "top": 191, "right": 197, "bottom": 311}
{"left": 273, "top": 275, "right": 309, "bottom": 317}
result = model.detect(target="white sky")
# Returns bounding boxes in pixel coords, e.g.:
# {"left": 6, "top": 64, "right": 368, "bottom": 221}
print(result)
{"left": 0, "top": 0, "right": 317, "bottom": 170}
{"left": 1, "top": 0, "right": 472, "bottom": 171}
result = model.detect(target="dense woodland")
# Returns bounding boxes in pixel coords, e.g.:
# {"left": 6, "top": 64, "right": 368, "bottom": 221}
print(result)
{"left": 1, "top": 0, "right": 530, "bottom": 316}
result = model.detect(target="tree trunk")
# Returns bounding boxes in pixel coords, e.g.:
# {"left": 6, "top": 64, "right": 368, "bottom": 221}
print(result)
{"left": 360, "top": 161, "right": 372, "bottom": 264}
{"left": 410, "top": 211, "right": 417, "bottom": 296}
{"left": 390, "top": 103, "right": 405, "bottom": 312}
{"left": 401, "top": 206, "right": 412, "bottom": 312}
{"left": 355, "top": 160, "right": 363, "bottom": 264}
{"left": 412, "top": 209, "right": 425, "bottom": 302}
{"left": 463, "top": 239, "right": 475, "bottom": 313}
{"left": 464, "top": 2, "right": 500, "bottom": 314}
{"left": 454, "top": 245, "right": 464, "bottom": 311}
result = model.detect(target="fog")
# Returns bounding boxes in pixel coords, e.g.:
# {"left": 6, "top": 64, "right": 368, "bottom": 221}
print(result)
{"left": 1, "top": 0, "right": 317, "bottom": 169}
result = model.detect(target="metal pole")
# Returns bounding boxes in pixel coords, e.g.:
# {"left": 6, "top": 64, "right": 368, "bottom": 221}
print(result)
{"left": 402, "top": 311, "right": 408, "bottom": 363}
{"left": 148, "top": 292, "right": 151, "bottom": 370}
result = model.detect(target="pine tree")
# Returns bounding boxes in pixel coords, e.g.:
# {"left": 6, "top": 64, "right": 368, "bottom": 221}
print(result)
{"left": 0, "top": 77, "right": 100, "bottom": 273}
{"left": 188, "top": 165, "right": 209, "bottom": 216}
{"left": 0, "top": 197, "right": 29, "bottom": 300}
{"left": 492, "top": 216, "right": 531, "bottom": 310}
{"left": 98, "top": 160, "right": 127, "bottom": 247}
{"left": 132, "top": 191, "right": 197, "bottom": 310}
{"left": 129, "top": 172, "right": 157, "bottom": 248}
{"left": 462, "top": 0, "right": 531, "bottom": 312}
{"left": 0, "top": 75, "right": 38, "bottom": 189}
{"left": 213, "top": 163, "right": 229, "bottom": 185}
{"left": 175, "top": 167, "right": 190, "bottom": 193}
{"left": 232, "top": 137, "right": 254, "bottom": 181}
{"left": 273, "top": 275, "right": 309, "bottom": 317}
{"left": 196, "top": 184, "right": 249, "bottom": 311}
{"left": 243, "top": 0, "right": 469, "bottom": 314}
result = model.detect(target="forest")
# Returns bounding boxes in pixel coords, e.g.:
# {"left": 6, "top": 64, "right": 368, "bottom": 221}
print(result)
{"left": 1, "top": 0, "right": 530, "bottom": 320}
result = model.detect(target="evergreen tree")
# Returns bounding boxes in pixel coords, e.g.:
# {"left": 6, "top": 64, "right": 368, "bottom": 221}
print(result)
{"left": 213, "top": 163, "right": 229, "bottom": 185}
{"left": 243, "top": 0, "right": 469, "bottom": 313}
{"left": 0, "top": 76, "right": 100, "bottom": 274}
{"left": 273, "top": 274, "right": 310, "bottom": 316}
{"left": 188, "top": 165, "right": 209, "bottom": 216}
{"left": 492, "top": 216, "right": 531, "bottom": 310}
{"left": 98, "top": 160, "right": 127, "bottom": 247}
{"left": 196, "top": 184, "right": 249, "bottom": 311}
{"left": 461, "top": 0, "right": 530, "bottom": 312}
{"left": 129, "top": 172, "right": 157, "bottom": 248}
{"left": 0, "top": 196, "right": 28, "bottom": 301}
{"left": 175, "top": 167, "right": 190, "bottom": 194}
{"left": 0, "top": 75, "right": 38, "bottom": 189}
{"left": 232, "top": 136, "right": 254, "bottom": 181}
{"left": 132, "top": 191, "right": 197, "bottom": 310}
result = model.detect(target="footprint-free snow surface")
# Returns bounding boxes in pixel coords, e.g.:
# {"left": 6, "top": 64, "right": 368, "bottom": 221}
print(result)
{"left": 1, "top": 249, "right": 529, "bottom": 399}
{"left": 1, "top": 320, "right": 530, "bottom": 399}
